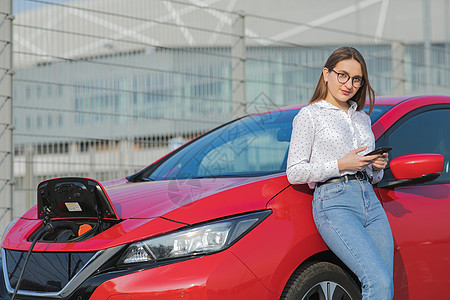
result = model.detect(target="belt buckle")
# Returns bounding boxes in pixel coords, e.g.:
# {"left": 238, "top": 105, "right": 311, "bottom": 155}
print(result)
{"left": 355, "top": 171, "right": 364, "bottom": 180}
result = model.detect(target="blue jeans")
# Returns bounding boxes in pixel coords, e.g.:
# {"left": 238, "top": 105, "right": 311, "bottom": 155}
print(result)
{"left": 312, "top": 178, "right": 394, "bottom": 300}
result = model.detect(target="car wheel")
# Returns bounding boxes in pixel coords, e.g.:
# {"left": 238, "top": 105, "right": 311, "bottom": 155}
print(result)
{"left": 281, "top": 261, "right": 361, "bottom": 300}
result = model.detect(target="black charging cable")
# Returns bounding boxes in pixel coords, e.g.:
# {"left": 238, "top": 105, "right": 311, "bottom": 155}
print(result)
{"left": 10, "top": 222, "right": 60, "bottom": 300}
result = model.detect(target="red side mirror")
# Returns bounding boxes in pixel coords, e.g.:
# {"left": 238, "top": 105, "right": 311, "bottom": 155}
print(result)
{"left": 390, "top": 153, "right": 444, "bottom": 180}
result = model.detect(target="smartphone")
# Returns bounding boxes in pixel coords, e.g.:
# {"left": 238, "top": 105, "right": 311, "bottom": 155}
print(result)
{"left": 364, "top": 147, "right": 392, "bottom": 156}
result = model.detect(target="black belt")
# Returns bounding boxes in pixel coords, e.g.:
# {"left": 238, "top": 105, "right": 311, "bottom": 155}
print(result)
{"left": 316, "top": 171, "right": 369, "bottom": 187}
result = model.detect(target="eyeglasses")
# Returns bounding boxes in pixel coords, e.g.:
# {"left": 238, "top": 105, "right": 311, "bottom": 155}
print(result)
{"left": 328, "top": 68, "right": 364, "bottom": 88}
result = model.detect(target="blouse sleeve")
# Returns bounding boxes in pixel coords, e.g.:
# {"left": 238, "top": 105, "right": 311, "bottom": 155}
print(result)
{"left": 364, "top": 113, "right": 384, "bottom": 184}
{"left": 371, "top": 168, "right": 384, "bottom": 184}
{"left": 286, "top": 108, "right": 340, "bottom": 185}
{"left": 365, "top": 163, "right": 384, "bottom": 184}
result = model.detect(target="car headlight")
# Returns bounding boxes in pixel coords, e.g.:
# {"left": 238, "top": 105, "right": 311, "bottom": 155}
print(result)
{"left": 118, "top": 210, "right": 271, "bottom": 265}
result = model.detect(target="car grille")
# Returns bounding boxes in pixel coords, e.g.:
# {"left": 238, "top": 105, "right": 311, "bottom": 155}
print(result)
{"left": 4, "top": 249, "right": 96, "bottom": 293}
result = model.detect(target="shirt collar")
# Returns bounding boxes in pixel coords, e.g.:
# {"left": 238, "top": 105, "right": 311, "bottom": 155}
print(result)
{"left": 315, "top": 100, "right": 358, "bottom": 111}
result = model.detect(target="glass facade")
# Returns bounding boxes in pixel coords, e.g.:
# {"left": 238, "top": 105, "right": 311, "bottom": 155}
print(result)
{"left": 14, "top": 43, "right": 450, "bottom": 146}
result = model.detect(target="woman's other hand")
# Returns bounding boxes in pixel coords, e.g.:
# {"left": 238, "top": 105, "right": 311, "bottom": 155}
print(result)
{"left": 372, "top": 152, "right": 389, "bottom": 172}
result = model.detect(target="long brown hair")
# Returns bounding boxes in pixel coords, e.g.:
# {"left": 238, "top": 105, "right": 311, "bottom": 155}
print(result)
{"left": 310, "top": 47, "right": 375, "bottom": 114}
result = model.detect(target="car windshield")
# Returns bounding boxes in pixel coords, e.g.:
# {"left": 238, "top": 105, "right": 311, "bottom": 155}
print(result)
{"left": 134, "top": 104, "right": 394, "bottom": 181}
{"left": 139, "top": 109, "right": 299, "bottom": 180}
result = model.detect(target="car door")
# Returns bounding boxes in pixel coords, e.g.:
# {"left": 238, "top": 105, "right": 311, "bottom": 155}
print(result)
{"left": 374, "top": 105, "right": 450, "bottom": 299}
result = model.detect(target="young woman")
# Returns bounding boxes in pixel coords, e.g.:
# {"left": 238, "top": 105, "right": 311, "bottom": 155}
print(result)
{"left": 286, "top": 47, "right": 394, "bottom": 299}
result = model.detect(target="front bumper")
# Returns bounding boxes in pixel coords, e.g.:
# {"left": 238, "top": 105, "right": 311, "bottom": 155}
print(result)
{"left": 0, "top": 245, "right": 126, "bottom": 300}
{"left": 91, "top": 249, "right": 278, "bottom": 300}
{"left": 0, "top": 249, "right": 278, "bottom": 300}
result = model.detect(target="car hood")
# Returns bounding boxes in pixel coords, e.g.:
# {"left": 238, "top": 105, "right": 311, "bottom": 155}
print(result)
{"left": 8, "top": 174, "right": 290, "bottom": 251}
{"left": 101, "top": 174, "right": 290, "bottom": 222}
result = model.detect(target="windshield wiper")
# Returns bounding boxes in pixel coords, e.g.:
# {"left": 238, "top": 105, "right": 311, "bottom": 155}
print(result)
{"left": 139, "top": 177, "right": 155, "bottom": 182}
{"left": 128, "top": 176, "right": 155, "bottom": 182}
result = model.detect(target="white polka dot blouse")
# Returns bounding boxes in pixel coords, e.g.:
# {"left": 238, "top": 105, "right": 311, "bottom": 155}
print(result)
{"left": 286, "top": 100, "right": 383, "bottom": 189}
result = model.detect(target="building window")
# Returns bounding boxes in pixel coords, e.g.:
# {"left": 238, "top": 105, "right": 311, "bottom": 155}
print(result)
{"left": 26, "top": 86, "right": 31, "bottom": 100}
{"left": 37, "top": 86, "right": 42, "bottom": 99}
{"left": 58, "top": 114, "right": 63, "bottom": 127}
{"left": 37, "top": 115, "right": 42, "bottom": 129}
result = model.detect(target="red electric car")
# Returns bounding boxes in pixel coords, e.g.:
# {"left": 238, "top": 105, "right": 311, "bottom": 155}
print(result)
{"left": 1, "top": 95, "right": 449, "bottom": 299}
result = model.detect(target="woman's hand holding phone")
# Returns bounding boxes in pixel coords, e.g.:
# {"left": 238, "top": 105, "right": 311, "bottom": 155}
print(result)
{"left": 364, "top": 147, "right": 392, "bottom": 156}
{"left": 338, "top": 147, "right": 377, "bottom": 172}
{"left": 338, "top": 146, "right": 392, "bottom": 172}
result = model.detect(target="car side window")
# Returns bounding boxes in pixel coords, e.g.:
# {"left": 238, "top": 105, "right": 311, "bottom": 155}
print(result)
{"left": 380, "top": 107, "right": 450, "bottom": 184}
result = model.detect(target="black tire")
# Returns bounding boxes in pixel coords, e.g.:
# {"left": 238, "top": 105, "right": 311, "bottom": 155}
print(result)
{"left": 281, "top": 261, "right": 362, "bottom": 300}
